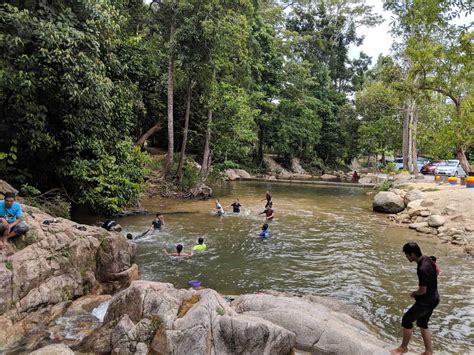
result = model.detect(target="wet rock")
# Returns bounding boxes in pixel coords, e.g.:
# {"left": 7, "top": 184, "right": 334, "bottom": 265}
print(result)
{"left": 30, "top": 344, "right": 74, "bottom": 355}
{"left": 373, "top": 192, "right": 405, "bottom": 214}
{"left": 428, "top": 215, "right": 446, "bottom": 228}
{"left": 235, "top": 169, "right": 252, "bottom": 179}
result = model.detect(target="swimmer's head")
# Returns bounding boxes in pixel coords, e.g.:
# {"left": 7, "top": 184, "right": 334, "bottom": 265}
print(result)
{"left": 126, "top": 233, "right": 133, "bottom": 240}
{"left": 176, "top": 244, "right": 183, "bottom": 253}
{"left": 198, "top": 237, "right": 204, "bottom": 245}
{"left": 262, "top": 223, "right": 268, "bottom": 230}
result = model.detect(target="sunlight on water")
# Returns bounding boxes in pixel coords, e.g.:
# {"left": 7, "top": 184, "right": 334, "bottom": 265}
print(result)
{"left": 117, "top": 181, "right": 473, "bottom": 353}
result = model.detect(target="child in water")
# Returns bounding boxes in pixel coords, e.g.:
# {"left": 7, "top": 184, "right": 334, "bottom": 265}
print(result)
{"left": 215, "top": 199, "right": 224, "bottom": 216}
{"left": 259, "top": 223, "right": 270, "bottom": 239}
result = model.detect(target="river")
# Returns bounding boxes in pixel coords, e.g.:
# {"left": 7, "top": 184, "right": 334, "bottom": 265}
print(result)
{"left": 113, "top": 181, "right": 473, "bottom": 353}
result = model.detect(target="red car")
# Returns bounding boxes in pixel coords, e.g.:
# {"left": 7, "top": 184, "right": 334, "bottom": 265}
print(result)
{"left": 420, "top": 161, "right": 444, "bottom": 175}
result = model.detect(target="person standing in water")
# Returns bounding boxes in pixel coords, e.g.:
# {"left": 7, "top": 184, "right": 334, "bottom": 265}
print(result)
{"left": 215, "top": 199, "right": 224, "bottom": 216}
{"left": 226, "top": 198, "right": 242, "bottom": 213}
{"left": 391, "top": 242, "right": 440, "bottom": 355}
{"left": 259, "top": 206, "right": 274, "bottom": 220}
{"left": 262, "top": 191, "right": 272, "bottom": 208}
{"left": 163, "top": 244, "right": 193, "bottom": 257}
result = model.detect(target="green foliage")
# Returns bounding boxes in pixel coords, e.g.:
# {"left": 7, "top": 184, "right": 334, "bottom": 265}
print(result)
{"left": 377, "top": 180, "right": 394, "bottom": 192}
{"left": 4, "top": 261, "right": 13, "bottom": 271}
{"left": 65, "top": 142, "right": 149, "bottom": 215}
{"left": 382, "top": 162, "right": 398, "bottom": 174}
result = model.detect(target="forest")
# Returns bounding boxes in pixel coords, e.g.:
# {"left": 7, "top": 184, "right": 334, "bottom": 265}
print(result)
{"left": 1, "top": 0, "right": 472, "bottom": 214}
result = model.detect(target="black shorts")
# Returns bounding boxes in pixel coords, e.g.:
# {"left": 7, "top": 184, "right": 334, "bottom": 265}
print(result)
{"left": 402, "top": 300, "right": 439, "bottom": 329}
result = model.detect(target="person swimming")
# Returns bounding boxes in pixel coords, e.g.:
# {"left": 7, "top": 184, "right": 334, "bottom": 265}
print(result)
{"left": 262, "top": 191, "right": 272, "bottom": 208}
{"left": 259, "top": 223, "right": 270, "bottom": 239}
{"left": 192, "top": 237, "right": 207, "bottom": 252}
{"left": 163, "top": 244, "right": 193, "bottom": 257}
{"left": 151, "top": 213, "right": 165, "bottom": 230}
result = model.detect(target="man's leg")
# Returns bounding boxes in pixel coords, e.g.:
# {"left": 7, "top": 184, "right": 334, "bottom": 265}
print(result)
{"left": 420, "top": 328, "right": 433, "bottom": 355}
{"left": 417, "top": 303, "right": 437, "bottom": 355}
{"left": 391, "top": 304, "right": 418, "bottom": 354}
{"left": 5, "top": 222, "right": 29, "bottom": 241}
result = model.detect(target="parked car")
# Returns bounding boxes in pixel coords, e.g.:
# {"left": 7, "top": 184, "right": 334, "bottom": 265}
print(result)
{"left": 420, "top": 161, "right": 444, "bottom": 175}
{"left": 435, "top": 159, "right": 466, "bottom": 177}
{"left": 393, "top": 157, "right": 430, "bottom": 171}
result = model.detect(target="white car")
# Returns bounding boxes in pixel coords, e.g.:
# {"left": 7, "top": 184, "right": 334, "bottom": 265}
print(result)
{"left": 435, "top": 159, "right": 466, "bottom": 177}
{"left": 393, "top": 157, "right": 430, "bottom": 171}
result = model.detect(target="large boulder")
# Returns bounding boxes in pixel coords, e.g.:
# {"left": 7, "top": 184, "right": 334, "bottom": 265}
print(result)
{"left": 232, "top": 293, "right": 391, "bottom": 354}
{"left": 30, "top": 344, "right": 74, "bottom": 355}
{"left": 373, "top": 192, "right": 405, "bottom": 214}
{"left": 81, "top": 282, "right": 295, "bottom": 355}
{"left": 234, "top": 169, "right": 252, "bottom": 179}
{"left": 0, "top": 207, "right": 138, "bottom": 351}
{"left": 0, "top": 180, "right": 18, "bottom": 195}
{"left": 225, "top": 169, "right": 241, "bottom": 181}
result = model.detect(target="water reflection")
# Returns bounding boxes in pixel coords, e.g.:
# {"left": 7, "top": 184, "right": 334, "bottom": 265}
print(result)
{"left": 118, "top": 181, "right": 473, "bottom": 353}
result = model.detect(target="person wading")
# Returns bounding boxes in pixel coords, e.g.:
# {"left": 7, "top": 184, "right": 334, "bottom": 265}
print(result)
{"left": 391, "top": 242, "right": 440, "bottom": 355}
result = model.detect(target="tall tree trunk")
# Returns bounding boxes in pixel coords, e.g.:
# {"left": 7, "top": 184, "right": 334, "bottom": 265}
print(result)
{"left": 200, "top": 109, "right": 212, "bottom": 179}
{"left": 456, "top": 146, "right": 471, "bottom": 173}
{"left": 402, "top": 101, "right": 410, "bottom": 170}
{"left": 177, "top": 80, "right": 194, "bottom": 183}
{"left": 136, "top": 123, "right": 162, "bottom": 148}
{"left": 164, "top": 21, "right": 176, "bottom": 176}
{"left": 411, "top": 108, "right": 419, "bottom": 176}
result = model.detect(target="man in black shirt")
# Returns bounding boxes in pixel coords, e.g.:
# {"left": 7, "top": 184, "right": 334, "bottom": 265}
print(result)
{"left": 226, "top": 198, "right": 242, "bottom": 213}
{"left": 391, "top": 242, "right": 439, "bottom": 355}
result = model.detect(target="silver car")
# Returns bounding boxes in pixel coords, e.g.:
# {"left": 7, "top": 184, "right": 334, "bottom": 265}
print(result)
{"left": 435, "top": 159, "right": 466, "bottom": 177}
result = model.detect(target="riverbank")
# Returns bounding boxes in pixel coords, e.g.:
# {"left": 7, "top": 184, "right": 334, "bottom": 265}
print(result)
{"left": 374, "top": 177, "right": 474, "bottom": 255}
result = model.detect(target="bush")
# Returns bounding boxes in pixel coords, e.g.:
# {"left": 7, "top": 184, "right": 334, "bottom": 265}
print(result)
{"left": 377, "top": 180, "right": 394, "bottom": 192}
{"left": 382, "top": 162, "right": 398, "bottom": 174}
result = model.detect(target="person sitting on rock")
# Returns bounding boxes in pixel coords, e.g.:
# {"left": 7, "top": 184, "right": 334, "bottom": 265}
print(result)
{"left": 352, "top": 170, "right": 360, "bottom": 183}
{"left": 259, "top": 206, "right": 274, "bottom": 220}
{"left": 163, "top": 244, "right": 193, "bottom": 257}
{"left": 192, "top": 237, "right": 207, "bottom": 252}
{"left": 0, "top": 192, "right": 29, "bottom": 247}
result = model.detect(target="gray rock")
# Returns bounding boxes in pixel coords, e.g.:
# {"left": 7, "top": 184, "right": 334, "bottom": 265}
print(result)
{"left": 405, "top": 190, "right": 425, "bottom": 204}
{"left": 321, "top": 174, "right": 338, "bottom": 181}
{"left": 30, "top": 344, "right": 74, "bottom": 355}
{"left": 430, "top": 209, "right": 441, "bottom": 216}
{"left": 232, "top": 294, "right": 392, "bottom": 354}
{"left": 234, "top": 169, "right": 252, "bottom": 179}
{"left": 420, "top": 210, "right": 430, "bottom": 217}
{"left": 373, "top": 192, "right": 405, "bottom": 214}
{"left": 409, "top": 222, "right": 428, "bottom": 229}
{"left": 442, "top": 204, "right": 457, "bottom": 215}
{"left": 224, "top": 169, "right": 240, "bottom": 181}
{"left": 428, "top": 215, "right": 446, "bottom": 228}
{"left": 406, "top": 199, "right": 423, "bottom": 210}
{"left": 416, "top": 226, "right": 438, "bottom": 235}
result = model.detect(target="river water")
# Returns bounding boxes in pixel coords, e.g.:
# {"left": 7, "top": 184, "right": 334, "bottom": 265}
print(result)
{"left": 116, "top": 181, "right": 473, "bottom": 353}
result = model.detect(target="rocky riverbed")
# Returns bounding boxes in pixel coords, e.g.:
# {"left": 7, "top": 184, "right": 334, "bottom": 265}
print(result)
{"left": 372, "top": 179, "right": 474, "bottom": 255}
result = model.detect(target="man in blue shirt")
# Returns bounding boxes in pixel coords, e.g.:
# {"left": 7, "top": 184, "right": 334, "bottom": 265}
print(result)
{"left": 0, "top": 192, "right": 29, "bottom": 247}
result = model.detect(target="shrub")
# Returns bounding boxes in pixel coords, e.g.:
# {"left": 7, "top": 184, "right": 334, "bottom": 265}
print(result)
{"left": 377, "top": 180, "right": 393, "bottom": 192}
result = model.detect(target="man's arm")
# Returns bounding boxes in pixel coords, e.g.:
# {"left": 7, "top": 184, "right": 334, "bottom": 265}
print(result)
{"left": 9, "top": 217, "right": 22, "bottom": 228}
{"left": 162, "top": 248, "right": 169, "bottom": 256}
{"left": 410, "top": 286, "right": 427, "bottom": 297}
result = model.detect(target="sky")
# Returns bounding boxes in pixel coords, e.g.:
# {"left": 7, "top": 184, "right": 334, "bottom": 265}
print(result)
{"left": 348, "top": 0, "right": 393, "bottom": 62}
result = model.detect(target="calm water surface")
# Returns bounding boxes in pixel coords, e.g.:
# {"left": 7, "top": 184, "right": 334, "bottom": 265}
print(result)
{"left": 117, "top": 181, "right": 473, "bottom": 353}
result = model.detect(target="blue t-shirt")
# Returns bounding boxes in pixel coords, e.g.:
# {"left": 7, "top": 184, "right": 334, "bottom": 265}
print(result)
{"left": 0, "top": 201, "right": 23, "bottom": 223}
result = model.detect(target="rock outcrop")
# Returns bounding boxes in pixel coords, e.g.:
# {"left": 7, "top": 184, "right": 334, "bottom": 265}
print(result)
{"left": 373, "top": 191, "right": 405, "bottom": 214}
{"left": 0, "top": 206, "right": 138, "bottom": 351}
{"left": 78, "top": 281, "right": 391, "bottom": 355}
